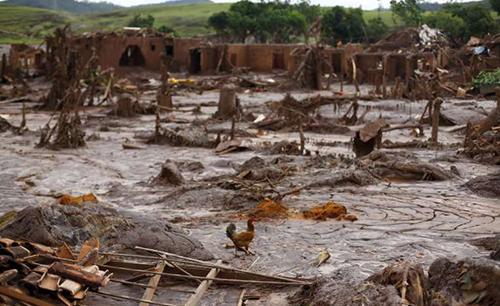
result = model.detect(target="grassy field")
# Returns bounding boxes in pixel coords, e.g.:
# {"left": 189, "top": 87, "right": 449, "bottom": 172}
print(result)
{"left": 0, "top": 3, "right": 396, "bottom": 44}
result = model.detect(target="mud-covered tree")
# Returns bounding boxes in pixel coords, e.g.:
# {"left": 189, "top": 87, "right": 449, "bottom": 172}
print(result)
{"left": 128, "top": 14, "right": 155, "bottom": 28}
{"left": 321, "top": 6, "right": 366, "bottom": 45}
{"left": 390, "top": 0, "right": 422, "bottom": 26}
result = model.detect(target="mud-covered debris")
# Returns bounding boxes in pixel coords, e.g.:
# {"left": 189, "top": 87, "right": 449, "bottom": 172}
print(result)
{"left": 266, "top": 140, "right": 304, "bottom": 155}
{"left": 302, "top": 201, "right": 357, "bottom": 221}
{"left": 360, "top": 151, "right": 453, "bottom": 181}
{"left": 58, "top": 193, "right": 98, "bottom": 206}
{"left": 215, "top": 139, "right": 249, "bottom": 154}
{"left": 0, "top": 116, "right": 12, "bottom": 133}
{"left": 148, "top": 125, "right": 215, "bottom": 148}
{"left": 0, "top": 203, "right": 213, "bottom": 260}
{"left": 359, "top": 119, "right": 388, "bottom": 142}
{"left": 37, "top": 110, "right": 86, "bottom": 150}
{"left": 464, "top": 172, "right": 500, "bottom": 197}
{"left": 152, "top": 159, "right": 185, "bottom": 186}
{"left": 238, "top": 156, "right": 267, "bottom": 171}
{"left": 176, "top": 160, "right": 204, "bottom": 172}
{"left": 353, "top": 119, "right": 387, "bottom": 158}
{"left": 290, "top": 268, "right": 402, "bottom": 306}
{"left": 367, "top": 261, "right": 428, "bottom": 306}
{"left": 428, "top": 257, "right": 500, "bottom": 305}
{"left": 112, "top": 93, "right": 138, "bottom": 117}
{"left": 307, "top": 168, "right": 379, "bottom": 188}
{"left": 250, "top": 198, "right": 289, "bottom": 219}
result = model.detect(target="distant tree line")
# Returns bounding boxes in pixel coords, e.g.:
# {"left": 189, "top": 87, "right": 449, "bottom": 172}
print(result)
{"left": 127, "top": 14, "right": 177, "bottom": 36}
{"left": 207, "top": 0, "right": 389, "bottom": 44}
{"left": 207, "top": 0, "right": 499, "bottom": 46}
{"left": 391, "top": 0, "right": 499, "bottom": 44}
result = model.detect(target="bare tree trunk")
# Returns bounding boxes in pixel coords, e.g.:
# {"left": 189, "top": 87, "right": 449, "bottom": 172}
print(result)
{"left": 431, "top": 98, "right": 443, "bottom": 146}
{"left": 1, "top": 54, "right": 6, "bottom": 83}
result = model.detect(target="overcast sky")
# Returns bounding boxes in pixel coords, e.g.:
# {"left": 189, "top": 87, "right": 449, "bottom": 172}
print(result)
{"left": 101, "top": 0, "right": 478, "bottom": 10}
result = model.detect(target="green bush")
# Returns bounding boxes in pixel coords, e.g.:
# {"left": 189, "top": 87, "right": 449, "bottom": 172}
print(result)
{"left": 472, "top": 69, "right": 500, "bottom": 88}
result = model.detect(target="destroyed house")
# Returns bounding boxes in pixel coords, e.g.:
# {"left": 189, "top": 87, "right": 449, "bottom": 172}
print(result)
{"left": 7, "top": 44, "right": 45, "bottom": 74}
{"left": 67, "top": 30, "right": 204, "bottom": 74}
{"left": 197, "top": 44, "right": 302, "bottom": 74}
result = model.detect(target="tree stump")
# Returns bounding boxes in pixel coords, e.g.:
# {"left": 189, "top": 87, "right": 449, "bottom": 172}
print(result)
{"left": 431, "top": 98, "right": 443, "bottom": 146}
{"left": 157, "top": 89, "right": 173, "bottom": 110}
{"left": 214, "top": 86, "right": 238, "bottom": 119}
{"left": 114, "top": 93, "right": 137, "bottom": 117}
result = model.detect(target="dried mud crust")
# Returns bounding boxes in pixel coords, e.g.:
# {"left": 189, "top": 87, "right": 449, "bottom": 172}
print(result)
{"left": 0, "top": 203, "right": 213, "bottom": 260}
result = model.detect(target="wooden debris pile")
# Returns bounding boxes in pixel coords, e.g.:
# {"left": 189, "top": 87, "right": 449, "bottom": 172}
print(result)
{"left": 148, "top": 113, "right": 215, "bottom": 148}
{"left": 463, "top": 89, "right": 500, "bottom": 164}
{"left": 37, "top": 108, "right": 86, "bottom": 149}
{"left": 0, "top": 237, "right": 110, "bottom": 305}
{"left": 292, "top": 46, "right": 331, "bottom": 90}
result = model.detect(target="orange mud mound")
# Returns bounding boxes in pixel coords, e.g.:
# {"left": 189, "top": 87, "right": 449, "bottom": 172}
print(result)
{"left": 302, "top": 201, "right": 357, "bottom": 221}
{"left": 250, "top": 198, "right": 289, "bottom": 219}
{"left": 58, "top": 193, "right": 98, "bottom": 206}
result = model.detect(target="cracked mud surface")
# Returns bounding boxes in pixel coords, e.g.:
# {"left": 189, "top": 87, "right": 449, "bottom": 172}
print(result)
{"left": 0, "top": 83, "right": 498, "bottom": 305}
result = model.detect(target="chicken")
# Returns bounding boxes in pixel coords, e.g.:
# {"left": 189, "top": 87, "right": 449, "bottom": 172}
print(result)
{"left": 226, "top": 218, "right": 255, "bottom": 256}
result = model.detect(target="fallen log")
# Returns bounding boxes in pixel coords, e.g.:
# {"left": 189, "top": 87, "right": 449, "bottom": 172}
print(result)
{"left": 49, "top": 262, "right": 109, "bottom": 288}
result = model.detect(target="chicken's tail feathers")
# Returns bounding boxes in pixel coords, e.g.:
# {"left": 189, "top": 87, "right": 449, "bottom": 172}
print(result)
{"left": 226, "top": 223, "right": 236, "bottom": 239}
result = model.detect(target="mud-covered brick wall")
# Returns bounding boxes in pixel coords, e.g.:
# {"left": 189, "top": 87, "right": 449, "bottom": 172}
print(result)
{"left": 200, "top": 46, "right": 220, "bottom": 73}
{"left": 226, "top": 44, "right": 248, "bottom": 68}
{"left": 97, "top": 36, "right": 167, "bottom": 72}
{"left": 355, "top": 53, "right": 383, "bottom": 84}
{"left": 173, "top": 38, "right": 203, "bottom": 71}
{"left": 248, "top": 44, "right": 298, "bottom": 72}
{"left": 386, "top": 53, "right": 408, "bottom": 82}
{"left": 325, "top": 48, "right": 346, "bottom": 77}
{"left": 9, "top": 44, "right": 39, "bottom": 72}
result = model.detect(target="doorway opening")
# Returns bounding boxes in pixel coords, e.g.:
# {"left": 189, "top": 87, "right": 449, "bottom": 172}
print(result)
{"left": 119, "top": 45, "right": 145, "bottom": 66}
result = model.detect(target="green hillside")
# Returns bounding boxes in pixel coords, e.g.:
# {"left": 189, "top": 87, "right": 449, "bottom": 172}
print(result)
{"left": 0, "top": 4, "right": 75, "bottom": 43}
{"left": 0, "top": 2, "right": 396, "bottom": 44}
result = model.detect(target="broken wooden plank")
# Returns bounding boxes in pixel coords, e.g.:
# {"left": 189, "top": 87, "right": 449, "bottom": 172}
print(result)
{"left": 236, "top": 289, "right": 247, "bottom": 306}
{"left": 139, "top": 260, "right": 167, "bottom": 306}
{"left": 49, "top": 262, "right": 108, "bottom": 288}
{"left": 95, "top": 291, "right": 178, "bottom": 306}
{"left": 184, "top": 260, "right": 222, "bottom": 306}
{"left": 134, "top": 246, "right": 309, "bottom": 285}
{"left": 0, "top": 96, "right": 29, "bottom": 104}
{"left": 0, "top": 286, "right": 55, "bottom": 306}
{"left": 99, "top": 263, "right": 310, "bottom": 286}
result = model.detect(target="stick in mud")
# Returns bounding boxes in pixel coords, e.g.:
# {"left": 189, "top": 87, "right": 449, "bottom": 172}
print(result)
{"left": 431, "top": 98, "right": 443, "bottom": 146}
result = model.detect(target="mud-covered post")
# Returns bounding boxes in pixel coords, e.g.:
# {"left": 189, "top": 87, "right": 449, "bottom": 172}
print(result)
{"left": 299, "top": 120, "right": 305, "bottom": 154}
{"left": 382, "top": 55, "right": 388, "bottom": 98}
{"left": 20, "top": 103, "right": 26, "bottom": 129}
{"left": 0, "top": 54, "right": 6, "bottom": 83}
{"left": 431, "top": 98, "right": 442, "bottom": 146}
{"left": 216, "top": 85, "right": 237, "bottom": 119}
{"left": 230, "top": 116, "right": 236, "bottom": 140}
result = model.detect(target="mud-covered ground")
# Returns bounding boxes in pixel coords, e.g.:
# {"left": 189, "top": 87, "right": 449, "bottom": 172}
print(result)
{"left": 0, "top": 76, "right": 498, "bottom": 305}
